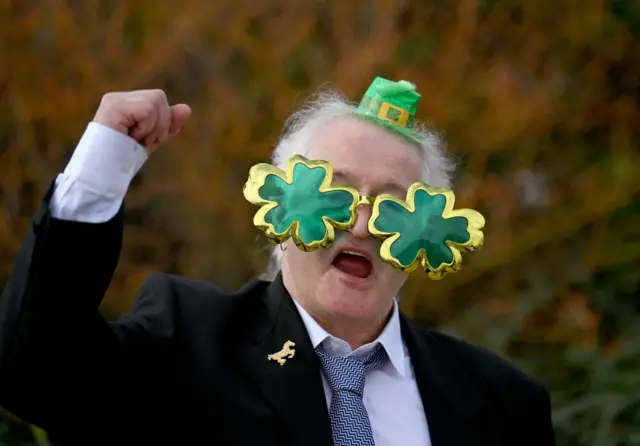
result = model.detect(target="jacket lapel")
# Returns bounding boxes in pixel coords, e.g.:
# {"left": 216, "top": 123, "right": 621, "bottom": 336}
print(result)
{"left": 236, "top": 274, "right": 333, "bottom": 446}
{"left": 400, "top": 315, "right": 499, "bottom": 446}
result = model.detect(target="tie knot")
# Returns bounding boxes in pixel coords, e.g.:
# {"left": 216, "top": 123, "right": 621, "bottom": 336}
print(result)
{"left": 315, "top": 343, "right": 389, "bottom": 397}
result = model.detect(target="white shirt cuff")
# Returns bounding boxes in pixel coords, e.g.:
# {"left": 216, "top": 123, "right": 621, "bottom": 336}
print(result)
{"left": 63, "top": 122, "right": 148, "bottom": 197}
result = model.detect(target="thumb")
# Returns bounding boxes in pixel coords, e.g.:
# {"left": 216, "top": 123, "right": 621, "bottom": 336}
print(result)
{"left": 168, "top": 104, "right": 191, "bottom": 135}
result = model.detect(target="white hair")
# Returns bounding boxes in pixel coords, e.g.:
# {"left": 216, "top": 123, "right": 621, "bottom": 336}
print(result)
{"left": 260, "top": 88, "right": 456, "bottom": 280}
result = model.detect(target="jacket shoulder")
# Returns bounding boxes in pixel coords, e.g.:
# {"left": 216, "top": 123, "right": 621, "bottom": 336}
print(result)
{"left": 418, "top": 326, "right": 548, "bottom": 394}
{"left": 412, "top": 326, "right": 555, "bottom": 441}
{"left": 133, "top": 272, "right": 269, "bottom": 323}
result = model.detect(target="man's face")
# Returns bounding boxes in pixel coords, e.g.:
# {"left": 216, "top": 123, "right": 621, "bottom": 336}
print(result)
{"left": 281, "top": 117, "right": 423, "bottom": 324}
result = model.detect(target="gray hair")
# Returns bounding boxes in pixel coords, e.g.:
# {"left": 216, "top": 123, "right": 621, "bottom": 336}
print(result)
{"left": 260, "top": 88, "right": 456, "bottom": 280}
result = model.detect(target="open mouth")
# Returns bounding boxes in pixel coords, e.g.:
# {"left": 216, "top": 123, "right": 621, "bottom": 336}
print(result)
{"left": 331, "top": 250, "right": 373, "bottom": 279}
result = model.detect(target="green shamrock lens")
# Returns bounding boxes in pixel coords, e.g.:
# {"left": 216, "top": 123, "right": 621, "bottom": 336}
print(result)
{"left": 243, "top": 155, "right": 360, "bottom": 251}
{"left": 368, "top": 183, "right": 485, "bottom": 280}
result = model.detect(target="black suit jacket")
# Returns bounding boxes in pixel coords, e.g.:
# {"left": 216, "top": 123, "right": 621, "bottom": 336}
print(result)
{"left": 0, "top": 183, "right": 555, "bottom": 445}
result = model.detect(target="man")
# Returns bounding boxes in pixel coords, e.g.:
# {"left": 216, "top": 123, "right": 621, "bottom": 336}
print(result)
{"left": 0, "top": 78, "right": 555, "bottom": 445}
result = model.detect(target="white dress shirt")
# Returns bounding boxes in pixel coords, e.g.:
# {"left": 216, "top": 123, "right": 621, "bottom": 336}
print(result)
{"left": 51, "top": 123, "right": 432, "bottom": 445}
{"left": 293, "top": 299, "right": 431, "bottom": 446}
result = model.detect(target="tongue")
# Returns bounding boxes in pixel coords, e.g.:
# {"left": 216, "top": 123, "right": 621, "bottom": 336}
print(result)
{"left": 332, "top": 253, "right": 372, "bottom": 278}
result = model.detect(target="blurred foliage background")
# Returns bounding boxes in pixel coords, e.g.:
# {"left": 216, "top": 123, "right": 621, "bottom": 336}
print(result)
{"left": 1, "top": 0, "right": 639, "bottom": 444}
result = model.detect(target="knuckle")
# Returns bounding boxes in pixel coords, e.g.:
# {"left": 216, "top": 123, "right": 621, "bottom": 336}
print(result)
{"left": 100, "top": 92, "right": 118, "bottom": 105}
{"left": 150, "top": 89, "right": 167, "bottom": 102}
{"left": 140, "top": 101, "right": 156, "bottom": 115}
{"left": 146, "top": 100, "right": 157, "bottom": 111}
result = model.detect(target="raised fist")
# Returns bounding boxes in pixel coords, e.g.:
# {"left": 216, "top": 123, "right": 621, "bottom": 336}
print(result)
{"left": 93, "top": 89, "right": 191, "bottom": 153}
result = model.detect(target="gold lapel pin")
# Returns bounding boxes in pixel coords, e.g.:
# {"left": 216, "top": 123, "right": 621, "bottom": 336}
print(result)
{"left": 268, "top": 340, "right": 296, "bottom": 366}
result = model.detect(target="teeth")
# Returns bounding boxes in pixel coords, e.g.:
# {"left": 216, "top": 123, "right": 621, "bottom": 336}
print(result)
{"left": 343, "top": 251, "right": 366, "bottom": 258}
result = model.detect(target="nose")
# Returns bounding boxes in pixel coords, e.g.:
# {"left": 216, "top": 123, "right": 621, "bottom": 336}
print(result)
{"left": 349, "top": 202, "right": 372, "bottom": 238}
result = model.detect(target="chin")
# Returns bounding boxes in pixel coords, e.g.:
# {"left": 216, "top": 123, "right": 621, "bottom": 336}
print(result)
{"left": 317, "top": 269, "right": 379, "bottom": 318}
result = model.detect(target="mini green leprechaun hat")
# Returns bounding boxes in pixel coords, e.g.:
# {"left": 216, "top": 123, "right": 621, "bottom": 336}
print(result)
{"left": 355, "top": 77, "right": 423, "bottom": 143}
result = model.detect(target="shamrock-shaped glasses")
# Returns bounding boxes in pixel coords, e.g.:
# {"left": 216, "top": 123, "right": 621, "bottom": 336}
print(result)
{"left": 243, "top": 155, "right": 485, "bottom": 279}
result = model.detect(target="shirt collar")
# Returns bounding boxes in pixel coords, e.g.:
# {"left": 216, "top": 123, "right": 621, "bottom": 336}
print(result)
{"left": 292, "top": 298, "right": 407, "bottom": 378}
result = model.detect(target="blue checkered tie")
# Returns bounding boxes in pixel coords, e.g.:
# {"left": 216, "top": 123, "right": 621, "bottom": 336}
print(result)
{"left": 316, "top": 343, "right": 389, "bottom": 446}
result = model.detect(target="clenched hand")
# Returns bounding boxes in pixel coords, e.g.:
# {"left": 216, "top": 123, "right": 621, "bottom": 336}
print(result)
{"left": 93, "top": 89, "right": 191, "bottom": 154}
